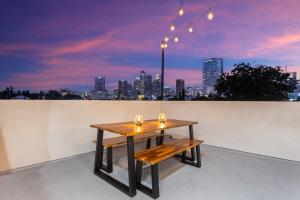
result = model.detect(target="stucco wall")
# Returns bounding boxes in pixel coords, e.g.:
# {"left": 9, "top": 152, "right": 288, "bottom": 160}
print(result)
{"left": 161, "top": 101, "right": 300, "bottom": 162}
{"left": 0, "top": 101, "right": 160, "bottom": 171}
{"left": 0, "top": 100, "right": 299, "bottom": 171}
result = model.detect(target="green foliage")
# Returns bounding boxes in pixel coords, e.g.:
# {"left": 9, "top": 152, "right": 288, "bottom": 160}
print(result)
{"left": 215, "top": 63, "right": 297, "bottom": 101}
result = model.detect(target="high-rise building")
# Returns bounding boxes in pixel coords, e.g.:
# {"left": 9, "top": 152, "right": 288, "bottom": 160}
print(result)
{"left": 133, "top": 77, "right": 141, "bottom": 98}
{"left": 152, "top": 74, "right": 161, "bottom": 98}
{"left": 203, "top": 58, "right": 223, "bottom": 94}
{"left": 118, "top": 80, "right": 129, "bottom": 99}
{"left": 139, "top": 70, "right": 152, "bottom": 98}
{"left": 176, "top": 79, "right": 185, "bottom": 97}
{"left": 95, "top": 76, "right": 105, "bottom": 91}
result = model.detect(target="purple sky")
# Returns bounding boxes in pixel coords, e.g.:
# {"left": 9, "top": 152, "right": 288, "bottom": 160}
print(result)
{"left": 0, "top": 0, "right": 300, "bottom": 91}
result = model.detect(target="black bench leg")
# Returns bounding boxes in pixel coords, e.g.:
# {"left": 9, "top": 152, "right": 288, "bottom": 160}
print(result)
{"left": 146, "top": 138, "right": 151, "bottom": 149}
{"left": 196, "top": 145, "right": 201, "bottom": 168}
{"left": 136, "top": 162, "right": 160, "bottom": 199}
{"left": 182, "top": 151, "right": 187, "bottom": 162}
{"left": 156, "top": 136, "right": 161, "bottom": 146}
{"left": 160, "top": 130, "right": 165, "bottom": 144}
{"left": 136, "top": 160, "right": 143, "bottom": 184}
{"left": 106, "top": 147, "right": 113, "bottom": 173}
{"left": 151, "top": 164, "right": 160, "bottom": 199}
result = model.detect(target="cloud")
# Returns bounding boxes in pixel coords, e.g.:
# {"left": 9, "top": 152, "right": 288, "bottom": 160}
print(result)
{"left": 247, "top": 32, "right": 300, "bottom": 57}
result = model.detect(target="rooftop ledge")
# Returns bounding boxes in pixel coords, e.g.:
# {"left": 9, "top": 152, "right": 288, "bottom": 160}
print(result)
{"left": 0, "top": 100, "right": 300, "bottom": 172}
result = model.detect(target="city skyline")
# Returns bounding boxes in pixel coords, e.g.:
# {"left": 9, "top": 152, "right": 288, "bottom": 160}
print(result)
{"left": 1, "top": 0, "right": 300, "bottom": 91}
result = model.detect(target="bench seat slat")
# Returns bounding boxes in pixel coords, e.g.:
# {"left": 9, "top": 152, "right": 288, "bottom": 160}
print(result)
{"left": 93, "top": 132, "right": 164, "bottom": 148}
{"left": 135, "top": 139, "right": 203, "bottom": 165}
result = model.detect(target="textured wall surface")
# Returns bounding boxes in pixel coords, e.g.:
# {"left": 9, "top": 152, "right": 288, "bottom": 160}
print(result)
{"left": 1, "top": 100, "right": 299, "bottom": 171}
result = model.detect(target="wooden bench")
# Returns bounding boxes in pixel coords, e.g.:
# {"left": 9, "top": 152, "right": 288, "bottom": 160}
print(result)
{"left": 93, "top": 131, "right": 168, "bottom": 173}
{"left": 135, "top": 138, "right": 204, "bottom": 199}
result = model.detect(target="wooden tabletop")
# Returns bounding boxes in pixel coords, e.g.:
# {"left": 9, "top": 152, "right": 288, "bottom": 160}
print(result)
{"left": 90, "top": 119, "right": 198, "bottom": 136}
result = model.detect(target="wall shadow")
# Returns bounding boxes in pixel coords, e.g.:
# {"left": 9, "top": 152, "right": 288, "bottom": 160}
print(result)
{"left": 0, "top": 129, "right": 10, "bottom": 173}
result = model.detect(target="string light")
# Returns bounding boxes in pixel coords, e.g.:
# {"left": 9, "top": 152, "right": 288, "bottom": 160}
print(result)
{"left": 174, "top": 36, "right": 179, "bottom": 43}
{"left": 161, "top": 0, "right": 221, "bottom": 49}
{"left": 178, "top": 3, "right": 184, "bottom": 16}
{"left": 207, "top": 9, "right": 214, "bottom": 20}
{"left": 164, "top": 36, "right": 169, "bottom": 42}
{"left": 160, "top": 42, "right": 168, "bottom": 49}
{"left": 169, "top": 24, "right": 175, "bottom": 31}
{"left": 188, "top": 23, "right": 193, "bottom": 33}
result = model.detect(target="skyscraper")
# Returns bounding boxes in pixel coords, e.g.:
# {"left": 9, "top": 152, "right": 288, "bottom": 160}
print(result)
{"left": 176, "top": 79, "right": 185, "bottom": 97}
{"left": 203, "top": 58, "right": 223, "bottom": 94}
{"left": 133, "top": 77, "right": 141, "bottom": 98}
{"left": 152, "top": 74, "right": 161, "bottom": 98}
{"left": 95, "top": 76, "right": 105, "bottom": 91}
{"left": 118, "top": 80, "right": 128, "bottom": 99}
{"left": 139, "top": 70, "right": 152, "bottom": 98}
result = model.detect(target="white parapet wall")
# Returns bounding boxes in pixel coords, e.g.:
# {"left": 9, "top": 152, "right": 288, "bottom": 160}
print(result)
{"left": 0, "top": 100, "right": 299, "bottom": 172}
{"left": 161, "top": 101, "right": 300, "bottom": 163}
{"left": 0, "top": 100, "right": 161, "bottom": 172}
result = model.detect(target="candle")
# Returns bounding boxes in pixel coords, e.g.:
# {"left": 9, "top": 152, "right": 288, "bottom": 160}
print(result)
{"left": 158, "top": 113, "right": 167, "bottom": 123}
{"left": 134, "top": 114, "right": 144, "bottom": 126}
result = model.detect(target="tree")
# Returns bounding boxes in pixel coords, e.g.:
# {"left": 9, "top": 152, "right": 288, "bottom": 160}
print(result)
{"left": 215, "top": 63, "right": 297, "bottom": 101}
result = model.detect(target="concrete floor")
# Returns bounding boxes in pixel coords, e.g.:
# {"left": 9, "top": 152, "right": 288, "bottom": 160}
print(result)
{"left": 0, "top": 144, "right": 300, "bottom": 200}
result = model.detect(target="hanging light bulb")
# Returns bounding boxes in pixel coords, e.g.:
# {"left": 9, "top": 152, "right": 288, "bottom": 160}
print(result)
{"left": 207, "top": 10, "right": 214, "bottom": 20}
{"left": 164, "top": 36, "right": 169, "bottom": 42}
{"left": 170, "top": 24, "right": 175, "bottom": 31}
{"left": 178, "top": 4, "right": 184, "bottom": 16}
{"left": 188, "top": 23, "right": 193, "bottom": 33}
{"left": 160, "top": 41, "right": 168, "bottom": 49}
{"left": 174, "top": 35, "right": 179, "bottom": 43}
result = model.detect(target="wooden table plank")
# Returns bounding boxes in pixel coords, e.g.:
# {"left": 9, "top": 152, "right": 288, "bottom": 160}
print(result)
{"left": 90, "top": 119, "right": 198, "bottom": 136}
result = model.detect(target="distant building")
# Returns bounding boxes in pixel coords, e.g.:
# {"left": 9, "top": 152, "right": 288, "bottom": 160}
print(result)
{"left": 193, "top": 87, "right": 203, "bottom": 97}
{"left": 185, "top": 87, "right": 194, "bottom": 96}
{"left": 118, "top": 80, "right": 129, "bottom": 99}
{"left": 164, "top": 86, "right": 175, "bottom": 97}
{"left": 90, "top": 90, "right": 109, "bottom": 100}
{"left": 152, "top": 74, "right": 161, "bottom": 98}
{"left": 139, "top": 70, "right": 152, "bottom": 98}
{"left": 203, "top": 58, "right": 223, "bottom": 95}
{"left": 289, "top": 72, "right": 297, "bottom": 80}
{"left": 95, "top": 76, "right": 105, "bottom": 91}
{"left": 176, "top": 79, "right": 185, "bottom": 97}
{"left": 133, "top": 77, "right": 141, "bottom": 98}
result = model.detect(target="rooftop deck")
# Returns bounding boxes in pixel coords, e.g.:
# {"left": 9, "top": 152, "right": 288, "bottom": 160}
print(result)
{"left": 1, "top": 144, "right": 299, "bottom": 200}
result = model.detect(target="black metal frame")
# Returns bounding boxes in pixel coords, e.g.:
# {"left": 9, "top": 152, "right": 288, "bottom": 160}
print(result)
{"left": 136, "top": 161, "right": 160, "bottom": 199}
{"left": 94, "top": 129, "right": 137, "bottom": 197}
{"left": 136, "top": 143, "right": 201, "bottom": 199}
{"left": 156, "top": 130, "right": 165, "bottom": 146}
{"left": 100, "top": 136, "right": 154, "bottom": 174}
{"left": 93, "top": 124, "right": 201, "bottom": 198}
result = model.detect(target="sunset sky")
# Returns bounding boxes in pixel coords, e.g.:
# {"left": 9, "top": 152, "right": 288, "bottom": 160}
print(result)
{"left": 0, "top": 0, "right": 300, "bottom": 91}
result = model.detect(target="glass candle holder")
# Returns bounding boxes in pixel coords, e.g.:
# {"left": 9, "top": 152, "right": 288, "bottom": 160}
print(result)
{"left": 158, "top": 113, "right": 167, "bottom": 123}
{"left": 134, "top": 114, "right": 144, "bottom": 126}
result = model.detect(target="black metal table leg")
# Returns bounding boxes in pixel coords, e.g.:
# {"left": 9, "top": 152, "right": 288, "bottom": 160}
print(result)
{"left": 93, "top": 130, "right": 137, "bottom": 197}
{"left": 189, "top": 125, "right": 196, "bottom": 161}
{"left": 146, "top": 138, "right": 151, "bottom": 149}
{"left": 94, "top": 129, "right": 104, "bottom": 172}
